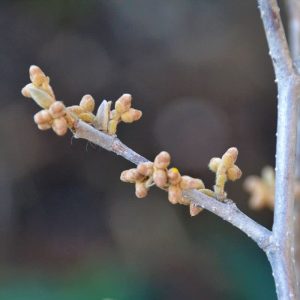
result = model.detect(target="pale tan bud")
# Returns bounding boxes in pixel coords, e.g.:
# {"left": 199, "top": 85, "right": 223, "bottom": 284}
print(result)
{"left": 29, "top": 65, "right": 46, "bottom": 86}
{"left": 153, "top": 169, "right": 168, "bottom": 188}
{"left": 34, "top": 110, "right": 52, "bottom": 124}
{"left": 94, "top": 100, "right": 111, "bottom": 132}
{"left": 27, "top": 85, "right": 55, "bottom": 109}
{"left": 167, "top": 168, "right": 181, "bottom": 185}
{"left": 67, "top": 105, "right": 84, "bottom": 116}
{"left": 108, "top": 119, "right": 119, "bottom": 135}
{"left": 21, "top": 84, "right": 32, "bottom": 97}
{"left": 115, "top": 94, "right": 132, "bottom": 114}
{"left": 137, "top": 162, "right": 154, "bottom": 177}
{"left": 222, "top": 147, "right": 238, "bottom": 167}
{"left": 154, "top": 151, "right": 171, "bottom": 169}
{"left": 135, "top": 181, "right": 148, "bottom": 198}
{"left": 227, "top": 165, "right": 242, "bottom": 181}
{"left": 37, "top": 123, "right": 51, "bottom": 130}
{"left": 120, "top": 108, "right": 142, "bottom": 123}
{"left": 120, "top": 169, "right": 144, "bottom": 183}
{"left": 190, "top": 203, "right": 203, "bottom": 216}
{"left": 80, "top": 95, "right": 95, "bottom": 112}
{"left": 49, "top": 101, "right": 65, "bottom": 118}
{"left": 168, "top": 185, "right": 182, "bottom": 204}
{"left": 208, "top": 157, "right": 221, "bottom": 172}
{"left": 52, "top": 117, "right": 68, "bottom": 136}
{"left": 79, "top": 112, "right": 95, "bottom": 123}
{"left": 180, "top": 176, "right": 204, "bottom": 190}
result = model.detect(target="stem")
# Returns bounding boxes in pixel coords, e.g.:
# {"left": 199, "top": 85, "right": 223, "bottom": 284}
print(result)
{"left": 258, "top": 0, "right": 300, "bottom": 298}
{"left": 74, "top": 120, "right": 272, "bottom": 249}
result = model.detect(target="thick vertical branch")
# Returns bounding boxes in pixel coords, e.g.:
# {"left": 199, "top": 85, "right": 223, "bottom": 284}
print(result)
{"left": 258, "top": 0, "right": 300, "bottom": 299}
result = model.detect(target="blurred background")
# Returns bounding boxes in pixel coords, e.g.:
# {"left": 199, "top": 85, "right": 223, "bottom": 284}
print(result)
{"left": 0, "top": 0, "right": 283, "bottom": 299}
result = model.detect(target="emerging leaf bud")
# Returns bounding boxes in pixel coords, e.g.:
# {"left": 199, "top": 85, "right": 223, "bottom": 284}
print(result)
{"left": 27, "top": 85, "right": 55, "bottom": 109}
{"left": 190, "top": 203, "right": 203, "bottom": 216}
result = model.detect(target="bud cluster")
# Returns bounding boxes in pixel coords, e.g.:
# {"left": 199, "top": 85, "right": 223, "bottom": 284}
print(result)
{"left": 21, "top": 65, "right": 143, "bottom": 136}
{"left": 94, "top": 94, "right": 142, "bottom": 135}
{"left": 120, "top": 151, "right": 206, "bottom": 216}
{"left": 208, "top": 147, "right": 242, "bottom": 200}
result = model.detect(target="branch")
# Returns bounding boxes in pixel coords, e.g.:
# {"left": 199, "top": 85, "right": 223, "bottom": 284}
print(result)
{"left": 74, "top": 120, "right": 272, "bottom": 250}
{"left": 258, "top": 0, "right": 300, "bottom": 298}
{"left": 258, "top": 0, "right": 295, "bottom": 81}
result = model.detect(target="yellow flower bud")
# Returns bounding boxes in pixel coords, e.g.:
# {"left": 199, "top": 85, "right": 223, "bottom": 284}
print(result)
{"left": 52, "top": 117, "right": 68, "bottom": 136}
{"left": 67, "top": 105, "right": 84, "bottom": 116}
{"left": 137, "top": 162, "right": 154, "bottom": 177}
{"left": 108, "top": 119, "right": 119, "bottom": 135}
{"left": 208, "top": 157, "right": 221, "bottom": 172}
{"left": 135, "top": 181, "right": 148, "bottom": 198}
{"left": 80, "top": 95, "right": 95, "bottom": 112}
{"left": 120, "top": 108, "right": 142, "bottom": 123}
{"left": 79, "top": 112, "right": 95, "bottom": 123}
{"left": 154, "top": 151, "right": 171, "bottom": 169}
{"left": 29, "top": 65, "right": 46, "bottom": 86}
{"left": 153, "top": 169, "right": 168, "bottom": 188}
{"left": 168, "top": 185, "right": 182, "bottom": 204}
{"left": 167, "top": 168, "right": 181, "bottom": 185}
{"left": 227, "top": 165, "right": 242, "bottom": 181}
{"left": 190, "top": 203, "right": 203, "bottom": 216}
{"left": 115, "top": 94, "right": 132, "bottom": 114}
{"left": 49, "top": 101, "right": 65, "bottom": 118}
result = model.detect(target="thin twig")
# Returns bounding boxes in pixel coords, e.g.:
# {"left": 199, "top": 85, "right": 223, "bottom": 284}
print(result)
{"left": 258, "top": 0, "right": 300, "bottom": 299}
{"left": 74, "top": 120, "right": 272, "bottom": 250}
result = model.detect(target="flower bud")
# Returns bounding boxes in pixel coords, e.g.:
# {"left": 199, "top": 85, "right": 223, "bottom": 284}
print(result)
{"left": 227, "top": 165, "right": 242, "bottom": 181}
{"left": 37, "top": 123, "right": 51, "bottom": 130}
{"left": 80, "top": 95, "right": 95, "bottom": 112}
{"left": 222, "top": 147, "right": 238, "bottom": 167}
{"left": 208, "top": 157, "right": 221, "bottom": 172}
{"left": 120, "top": 169, "right": 144, "bottom": 183}
{"left": 49, "top": 101, "right": 65, "bottom": 118}
{"left": 168, "top": 185, "right": 182, "bottom": 204}
{"left": 27, "top": 85, "right": 55, "bottom": 109}
{"left": 67, "top": 105, "right": 84, "bottom": 116}
{"left": 167, "top": 168, "right": 181, "bottom": 185}
{"left": 115, "top": 94, "right": 132, "bottom": 114}
{"left": 79, "top": 112, "right": 95, "bottom": 123}
{"left": 180, "top": 176, "right": 204, "bottom": 190}
{"left": 52, "top": 117, "right": 68, "bottom": 136}
{"left": 21, "top": 84, "right": 32, "bottom": 97}
{"left": 153, "top": 169, "right": 167, "bottom": 188}
{"left": 154, "top": 151, "right": 171, "bottom": 169}
{"left": 137, "top": 162, "right": 154, "bottom": 177}
{"left": 121, "top": 108, "right": 142, "bottom": 123}
{"left": 190, "top": 203, "right": 203, "bottom": 216}
{"left": 180, "top": 197, "right": 190, "bottom": 206}
{"left": 29, "top": 65, "right": 46, "bottom": 86}
{"left": 108, "top": 119, "right": 119, "bottom": 135}
{"left": 34, "top": 110, "right": 52, "bottom": 124}
{"left": 135, "top": 181, "right": 148, "bottom": 198}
